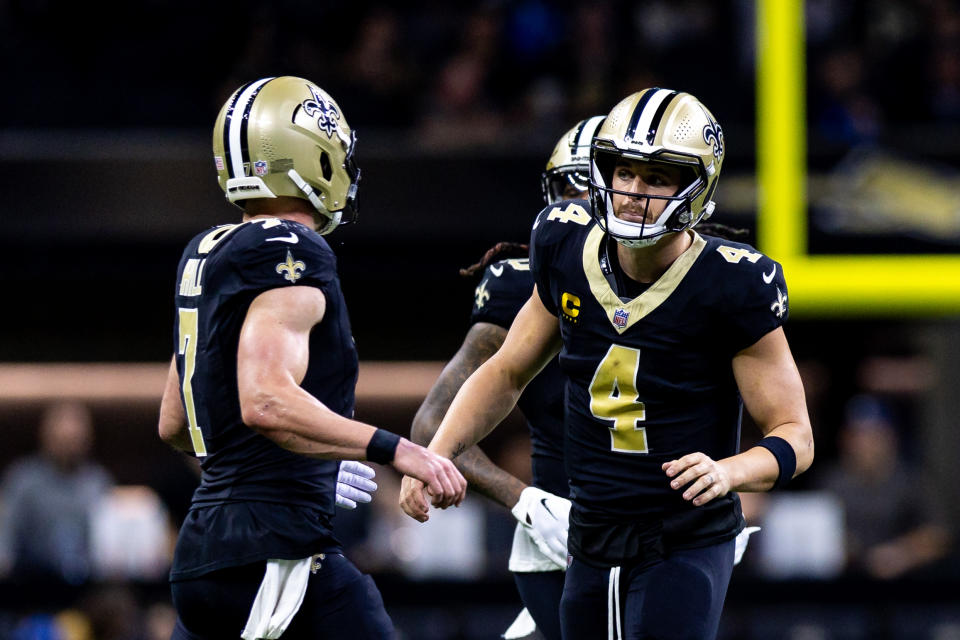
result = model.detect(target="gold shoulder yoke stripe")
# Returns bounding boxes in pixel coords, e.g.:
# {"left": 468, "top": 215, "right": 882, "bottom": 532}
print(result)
{"left": 582, "top": 228, "right": 706, "bottom": 334}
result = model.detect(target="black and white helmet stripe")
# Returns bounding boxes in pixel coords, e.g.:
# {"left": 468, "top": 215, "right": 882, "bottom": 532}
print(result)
{"left": 223, "top": 77, "right": 275, "bottom": 179}
{"left": 624, "top": 88, "right": 678, "bottom": 147}
{"left": 574, "top": 115, "right": 606, "bottom": 156}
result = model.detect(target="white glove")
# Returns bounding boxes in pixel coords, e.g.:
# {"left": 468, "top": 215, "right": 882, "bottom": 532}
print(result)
{"left": 335, "top": 461, "right": 377, "bottom": 510}
{"left": 511, "top": 486, "right": 571, "bottom": 568}
{"left": 734, "top": 526, "right": 761, "bottom": 565}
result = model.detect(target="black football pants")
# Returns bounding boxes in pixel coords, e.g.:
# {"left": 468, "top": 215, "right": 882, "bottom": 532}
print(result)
{"left": 514, "top": 569, "right": 566, "bottom": 640}
{"left": 169, "top": 553, "right": 394, "bottom": 640}
{"left": 560, "top": 539, "right": 734, "bottom": 640}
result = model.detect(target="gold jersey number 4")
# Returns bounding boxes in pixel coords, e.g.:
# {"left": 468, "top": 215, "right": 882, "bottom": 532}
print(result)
{"left": 588, "top": 344, "right": 648, "bottom": 453}
{"left": 546, "top": 202, "right": 591, "bottom": 225}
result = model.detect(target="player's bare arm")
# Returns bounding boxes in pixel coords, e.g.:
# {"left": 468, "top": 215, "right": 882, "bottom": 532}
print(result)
{"left": 663, "top": 327, "right": 814, "bottom": 504}
{"left": 410, "top": 322, "right": 527, "bottom": 509}
{"left": 431, "top": 290, "right": 561, "bottom": 459}
{"left": 159, "top": 356, "right": 193, "bottom": 452}
{"left": 401, "top": 289, "right": 560, "bottom": 519}
{"left": 237, "top": 285, "right": 465, "bottom": 500}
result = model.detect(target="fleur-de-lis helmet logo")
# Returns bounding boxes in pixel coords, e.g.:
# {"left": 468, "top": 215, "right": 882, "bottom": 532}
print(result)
{"left": 702, "top": 115, "right": 724, "bottom": 160}
{"left": 301, "top": 85, "right": 341, "bottom": 139}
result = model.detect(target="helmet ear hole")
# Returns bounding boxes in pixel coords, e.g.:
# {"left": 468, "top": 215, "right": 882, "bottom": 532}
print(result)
{"left": 319, "top": 151, "right": 333, "bottom": 182}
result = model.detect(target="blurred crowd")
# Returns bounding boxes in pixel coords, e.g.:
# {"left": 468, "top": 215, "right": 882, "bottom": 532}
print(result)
{"left": 2, "top": 0, "right": 960, "bottom": 153}
{"left": 0, "top": 403, "right": 176, "bottom": 639}
{"left": 739, "top": 394, "right": 953, "bottom": 582}
{"left": 0, "top": 389, "right": 957, "bottom": 638}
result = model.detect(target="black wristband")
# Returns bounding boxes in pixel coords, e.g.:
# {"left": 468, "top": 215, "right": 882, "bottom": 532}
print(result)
{"left": 754, "top": 436, "right": 797, "bottom": 490}
{"left": 366, "top": 428, "right": 401, "bottom": 464}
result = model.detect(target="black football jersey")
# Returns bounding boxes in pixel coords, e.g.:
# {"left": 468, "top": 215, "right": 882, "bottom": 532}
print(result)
{"left": 169, "top": 217, "right": 355, "bottom": 579}
{"left": 469, "top": 258, "right": 567, "bottom": 497}
{"left": 530, "top": 200, "right": 788, "bottom": 567}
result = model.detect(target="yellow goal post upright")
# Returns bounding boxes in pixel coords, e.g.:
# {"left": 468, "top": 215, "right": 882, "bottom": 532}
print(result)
{"left": 756, "top": 0, "right": 960, "bottom": 316}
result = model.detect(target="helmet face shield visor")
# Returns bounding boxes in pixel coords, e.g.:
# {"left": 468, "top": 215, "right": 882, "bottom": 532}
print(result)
{"left": 541, "top": 167, "right": 591, "bottom": 205}
{"left": 340, "top": 129, "right": 361, "bottom": 225}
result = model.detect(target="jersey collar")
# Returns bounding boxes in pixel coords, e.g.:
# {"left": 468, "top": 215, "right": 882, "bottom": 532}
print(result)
{"left": 582, "top": 227, "right": 706, "bottom": 334}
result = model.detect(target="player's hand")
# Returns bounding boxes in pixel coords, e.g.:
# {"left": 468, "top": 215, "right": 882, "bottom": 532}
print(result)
{"left": 399, "top": 475, "right": 430, "bottom": 522}
{"left": 662, "top": 452, "right": 731, "bottom": 506}
{"left": 391, "top": 438, "right": 467, "bottom": 511}
{"left": 335, "top": 460, "right": 378, "bottom": 510}
{"left": 511, "top": 486, "right": 571, "bottom": 568}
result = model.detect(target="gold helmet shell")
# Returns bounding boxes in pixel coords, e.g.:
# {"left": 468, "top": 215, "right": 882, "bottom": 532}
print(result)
{"left": 541, "top": 115, "right": 605, "bottom": 205}
{"left": 589, "top": 88, "right": 724, "bottom": 247}
{"left": 212, "top": 76, "right": 360, "bottom": 235}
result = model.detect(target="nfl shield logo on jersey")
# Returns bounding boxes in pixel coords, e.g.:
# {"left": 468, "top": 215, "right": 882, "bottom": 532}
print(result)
{"left": 613, "top": 308, "right": 629, "bottom": 328}
{"left": 254, "top": 160, "right": 268, "bottom": 176}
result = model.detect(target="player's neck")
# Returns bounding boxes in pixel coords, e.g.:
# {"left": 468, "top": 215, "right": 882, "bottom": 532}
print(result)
{"left": 243, "top": 211, "right": 316, "bottom": 229}
{"left": 243, "top": 196, "right": 317, "bottom": 230}
{"left": 615, "top": 230, "right": 693, "bottom": 284}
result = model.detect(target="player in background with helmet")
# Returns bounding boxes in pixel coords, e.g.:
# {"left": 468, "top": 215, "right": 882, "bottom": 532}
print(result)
{"left": 402, "top": 116, "right": 604, "bottom": 640}
{"left": 401, "top": 88, "right": 813, "bottom": 640}
{"left": 158, "top": 76, "right": 465, "bottom": 640}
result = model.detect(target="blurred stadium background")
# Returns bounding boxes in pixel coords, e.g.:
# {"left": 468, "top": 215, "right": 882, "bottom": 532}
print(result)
{"left": 2, "top": 0, "right": 960, "bottom": 638}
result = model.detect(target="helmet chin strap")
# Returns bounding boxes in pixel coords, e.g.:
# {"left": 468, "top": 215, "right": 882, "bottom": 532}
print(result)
{"left": 287, "top": 169, "right": 342, "bottom": 235}
{"left": 605, "top": 202, "right": 672, "bottom": 246}
{"left": 616, "top": 203, "right": 713, "bottom": 248}
{"left": 606, "top": 192, "right": 711, "bottom": 248}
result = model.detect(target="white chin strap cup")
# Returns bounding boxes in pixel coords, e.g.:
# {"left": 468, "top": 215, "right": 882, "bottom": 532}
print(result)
{"left": 702, "top": 200, "right": 716, "bottom": 220}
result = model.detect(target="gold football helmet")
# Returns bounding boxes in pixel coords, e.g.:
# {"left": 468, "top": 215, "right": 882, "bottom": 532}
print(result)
{"left": 589, "top": 88, "right": 724, "bottom": 247}
{"left": 541, "top": 115, "right": 605, "bottom": 205}
{"left": 212, "top": 76, "right": 360, "bottom": 235}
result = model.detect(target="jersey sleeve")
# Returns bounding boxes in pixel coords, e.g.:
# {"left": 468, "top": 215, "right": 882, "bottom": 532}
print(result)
{"left": 724, "top": 252, "right": 789, "bottom": 352}
{"left": 228, "top": 223, "right": 337, "bottom": 294}
{"left": 469, "top": 260, "right": 534, "bottom": 329}
{"left": 530, "top": 199, "right": 594, "bottom": 316}
{"left": 529, "top": 206, "right": 563, "bottom": 316}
